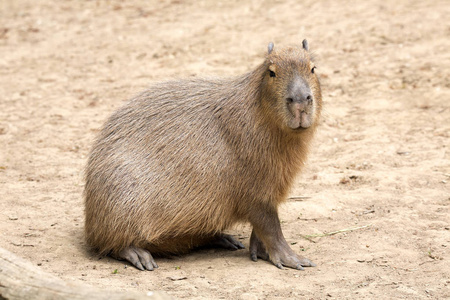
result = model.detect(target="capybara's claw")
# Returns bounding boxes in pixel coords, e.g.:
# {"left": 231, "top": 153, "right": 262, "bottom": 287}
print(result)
{"left": 118, "top": 246, "right": 158, "bottom": 271}
{"left": 210, "top": 233, "right": 245, "bottom": 250}
{"left": 299, "top": 257, "right": 316, "bottom": 267}
{"left": 250, "top": 252, "right": 258, "bottom": 262}
{"left": 275, "top": 262, "right": 284, "bottom": 270}
{"left": 278, "top": 253, "right": 315, "bottom": 270}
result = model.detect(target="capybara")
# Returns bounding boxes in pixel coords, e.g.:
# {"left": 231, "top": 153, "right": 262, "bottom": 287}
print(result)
{"left": 84, "top": 40, "right": 322, "bottom": 271}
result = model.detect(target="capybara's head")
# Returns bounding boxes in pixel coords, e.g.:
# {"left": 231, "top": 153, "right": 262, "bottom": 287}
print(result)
{"left": 261, "top": 40, "right": 322, "bottom": 131}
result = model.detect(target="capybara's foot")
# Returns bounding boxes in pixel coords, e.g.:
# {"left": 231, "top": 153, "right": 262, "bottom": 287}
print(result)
{"left": 249, "top": 230, "right": 315, "bottom": 270}
{"left": 208, "top": 233, "right": 245, "bottom": 250}
{"left": 118, "top": 246, "right": 158, "bottom": 271}
{"left": 249, "top": 230, "right": 270, "bottom": 261}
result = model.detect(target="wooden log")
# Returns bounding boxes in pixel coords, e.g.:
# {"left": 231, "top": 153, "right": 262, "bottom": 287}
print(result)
{"left": 0, "top": 247, "right": 172, "bottom": 300}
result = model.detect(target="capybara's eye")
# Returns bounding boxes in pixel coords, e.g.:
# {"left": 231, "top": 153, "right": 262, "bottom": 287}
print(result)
{"left": 269, "top": 70, "right": 276, "bottom": 78}
{"left": 311, "top": 66, "right": 316, "bottom": 74}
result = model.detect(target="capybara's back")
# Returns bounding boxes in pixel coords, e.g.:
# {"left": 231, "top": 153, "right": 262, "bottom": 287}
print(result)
{"left": 85, "top": 40, "right": 322, "bottom": 271}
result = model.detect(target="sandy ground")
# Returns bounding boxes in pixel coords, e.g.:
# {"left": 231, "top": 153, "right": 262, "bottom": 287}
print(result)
{"left": 1, "top": 0, "right": 449, "bottom": 299}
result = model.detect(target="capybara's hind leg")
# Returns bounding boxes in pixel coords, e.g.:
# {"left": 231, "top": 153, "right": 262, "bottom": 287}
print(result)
{"left": 118, "top": 246, "right": 158, "bottom": 271}
{"left": 208, "top": 233, "right": 245, "bottom": 250}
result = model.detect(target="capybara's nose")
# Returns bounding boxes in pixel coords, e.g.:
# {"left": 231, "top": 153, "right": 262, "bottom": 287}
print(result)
{"left": 287, "top": 77, "right": 312, "bottom": 105}
{"left": 286, "top": 93, "right": 312, "bottom": 106}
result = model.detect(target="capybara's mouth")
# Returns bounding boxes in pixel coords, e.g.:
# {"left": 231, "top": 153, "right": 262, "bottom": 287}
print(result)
{"left": 288, "top": 111, "right": 313, "bottom": 130}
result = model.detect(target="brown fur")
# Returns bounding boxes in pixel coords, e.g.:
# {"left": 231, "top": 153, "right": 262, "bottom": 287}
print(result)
{"left": 84, "top": 43, "right": 322, "bottom": 258}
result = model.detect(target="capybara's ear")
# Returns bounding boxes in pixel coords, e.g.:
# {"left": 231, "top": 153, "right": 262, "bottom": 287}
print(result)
{"left": 268, "top": 42, "right": 274, "bottom": 54}
{"left": 302, "top": 39, "right": 309, "bottom": 51}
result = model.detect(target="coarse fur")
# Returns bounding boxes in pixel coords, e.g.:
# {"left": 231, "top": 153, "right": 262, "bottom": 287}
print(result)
{"left": 84, "top": 42, "right": 322, "bottom": 263}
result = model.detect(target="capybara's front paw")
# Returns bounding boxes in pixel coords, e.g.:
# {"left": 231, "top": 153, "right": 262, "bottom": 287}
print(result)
{"left": 269, "top": 246, "right": 316, "bottom": 270}
{"left": 249, "top": 230, "right": 270, "bottom": 262}
{"left": 249, "top": 230, "right": 315, "bottom": 270}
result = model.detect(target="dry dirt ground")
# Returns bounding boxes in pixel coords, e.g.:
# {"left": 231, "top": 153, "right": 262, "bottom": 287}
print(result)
{"left": 1, "top": 0, "right": 449, "bottom": 299}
